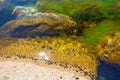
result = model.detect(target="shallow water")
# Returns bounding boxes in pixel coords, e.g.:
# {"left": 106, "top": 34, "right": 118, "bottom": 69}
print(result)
{"left": 0, "top": 0, "right": 120, "bottom": 80}
{"left": 97, "top": 60, "right": 120, "bottom": 80}
{"left": 0, "top": 0, "right": 37, "bottom": 27}
{"left": 0, "top": 9, "right": 15, "bottom": 27}
{"left": 9, "top": 0, "right": 37, "bottom": 5}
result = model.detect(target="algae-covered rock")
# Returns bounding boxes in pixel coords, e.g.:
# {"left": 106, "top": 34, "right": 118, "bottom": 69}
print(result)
{"left": 97, "top": 31, "right": 120, "bottom": 65}
{"left": 0, "top": 11, "right": 76, "bottom": 37}
{"left": 0, "top": 37, "right": 97, "bottom": 79}
{"left": 12, "top": 6, "right": 38, "bottom": 18}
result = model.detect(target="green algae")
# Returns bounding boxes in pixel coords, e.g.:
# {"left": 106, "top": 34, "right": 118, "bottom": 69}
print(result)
{"left": 36, "top": 0, "right": 118, "bottom": 21}
{"left": 34, "top": 0, "right": 120, "bottom": 38}
{"left": 1, "top": 1, "right": 120, "bottom": 80}
{"left": 83, "top": 20, "right": 120, "bottom": 45}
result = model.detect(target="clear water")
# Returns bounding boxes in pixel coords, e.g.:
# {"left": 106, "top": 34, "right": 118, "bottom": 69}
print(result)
{"left": 0, "top": 0, "right": 120, "bottom": 80}
{"left": 0, "top": 0, "right": 37, "bottom": 26}
{"left": 97, "top": 60, "right": 120, "bottom": 80}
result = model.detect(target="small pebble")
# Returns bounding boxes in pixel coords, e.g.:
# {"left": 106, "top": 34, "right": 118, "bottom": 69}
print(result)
{"left": 74, "top": 76, "right": 79, "bottom": 80}
{"left": 60, "top": 76, "right": 62, "bottom": 79}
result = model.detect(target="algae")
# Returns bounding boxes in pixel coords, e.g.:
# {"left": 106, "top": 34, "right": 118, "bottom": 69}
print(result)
{"left": 0, "top": 37, "right": 97, "bottom": 77}
{"left": 1, "top": 0, "right": 120, "bottom": 80}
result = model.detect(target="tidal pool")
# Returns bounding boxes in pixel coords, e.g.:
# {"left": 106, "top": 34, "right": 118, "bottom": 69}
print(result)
{"left": 0, "top": 0, "right": 120, "bottom": 80}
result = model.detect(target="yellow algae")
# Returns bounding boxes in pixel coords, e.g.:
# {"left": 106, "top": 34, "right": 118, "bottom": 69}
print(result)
{"left": 0, "top": 37, "right": 97, "bottom": 75}
{"left": 13, "top": 13, "right": 76, "bottom": 30}
{"left": 97, "top": 31, "right": 120, "bottom": 65}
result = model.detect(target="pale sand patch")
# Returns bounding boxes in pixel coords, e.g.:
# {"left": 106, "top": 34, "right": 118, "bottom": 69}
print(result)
{"left": 0, "top": 61, "right": 90, "bottom": 80}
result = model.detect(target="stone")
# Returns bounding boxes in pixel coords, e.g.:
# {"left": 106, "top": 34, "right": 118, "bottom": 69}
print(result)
{"left": 12, "top": 6, "right": 38, "bottom": 18}
{"left": 97, "top": 31, "right": 120, "bottom": 65}
{"left": 0, "top": 11, "right": 76, "bottom": 37}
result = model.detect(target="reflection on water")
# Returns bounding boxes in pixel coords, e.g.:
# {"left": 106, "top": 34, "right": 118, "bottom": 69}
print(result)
{"left": 97, "top": 60, "right": 120, "bottom": 80}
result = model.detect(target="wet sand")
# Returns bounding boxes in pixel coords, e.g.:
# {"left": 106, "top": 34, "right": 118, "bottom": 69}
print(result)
{"left": 0, "top": 56, "right": 91, "bottom": 80}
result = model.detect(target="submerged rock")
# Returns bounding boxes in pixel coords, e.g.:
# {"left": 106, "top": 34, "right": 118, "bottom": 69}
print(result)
{"left": 97, "top": 31, "right": 120, "bottom": 66}
{"left": 0, "top": 11, "right": 76, "bottom": 37}
{"left": 12, "top": 6, "right": 38, "bottom": 18}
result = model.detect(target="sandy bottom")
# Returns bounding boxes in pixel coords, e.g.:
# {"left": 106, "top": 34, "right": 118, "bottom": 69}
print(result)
{"left": 0, "top": 60, "right": 89, "bottom": 80}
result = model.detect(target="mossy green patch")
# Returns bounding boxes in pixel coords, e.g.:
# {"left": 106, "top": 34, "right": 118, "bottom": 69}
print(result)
{"left": 36, "top": 0, "right": 118, "bottom": 22}
{"left": 83, "top": 20, "right": 120, "bottom": 45}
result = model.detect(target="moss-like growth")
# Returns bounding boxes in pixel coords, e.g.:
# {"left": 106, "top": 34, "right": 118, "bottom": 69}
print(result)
{"left": 97, "top": 31, "right": 120, "bottom": 65}
{"left": 0, "top": 37, "right": 97, "bottom": 77}
{"left": 34, "top": 0, "right": 120, "bottom": 36}
{"left": 35, "top": 0, "right": 118, "bottom": 22}
{"left": 83, "top": 20, "right": 120, "bottom": 45}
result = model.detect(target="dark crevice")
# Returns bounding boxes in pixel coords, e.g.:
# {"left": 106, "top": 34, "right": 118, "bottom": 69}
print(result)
{"left": 11, "top": 24, "right": 59, "bottom": 38}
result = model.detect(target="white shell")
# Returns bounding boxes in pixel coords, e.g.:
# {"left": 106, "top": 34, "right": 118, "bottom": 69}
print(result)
{"left": 39, "top": 52, "right": 46, "bottom": 57}
{"left": 39, "top": 52, "right": 50, "bottom": 61}
{"left": 44, "top": 56, "right": 50, "bottom": 61}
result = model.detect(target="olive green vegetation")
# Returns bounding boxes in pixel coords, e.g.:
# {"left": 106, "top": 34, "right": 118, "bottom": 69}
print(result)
{"left": 36, "top": 0, "right": 118, "bottom": 22}
{"left": 1, "top": 0, "right": 120, "bottom": 77}
{"left": 34, "top": 1, "right": 120, "bottom": 67}
{"left": 83, "top": 20, "right": 120, "bottom": 45}
{"left": 35, "top": 0, "right": 120, "bottom": 46}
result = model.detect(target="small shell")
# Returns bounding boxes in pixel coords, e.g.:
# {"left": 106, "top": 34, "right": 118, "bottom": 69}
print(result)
{"left": 39, "top": 52, "right": 46, "bottom": 57}
{"left": 44, "top": 56, "right": 50, "bottom": 61}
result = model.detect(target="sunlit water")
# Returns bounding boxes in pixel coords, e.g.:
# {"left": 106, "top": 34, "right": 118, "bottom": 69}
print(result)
{"left": 0, "top": 0, "right": 120, "bottom": 80}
